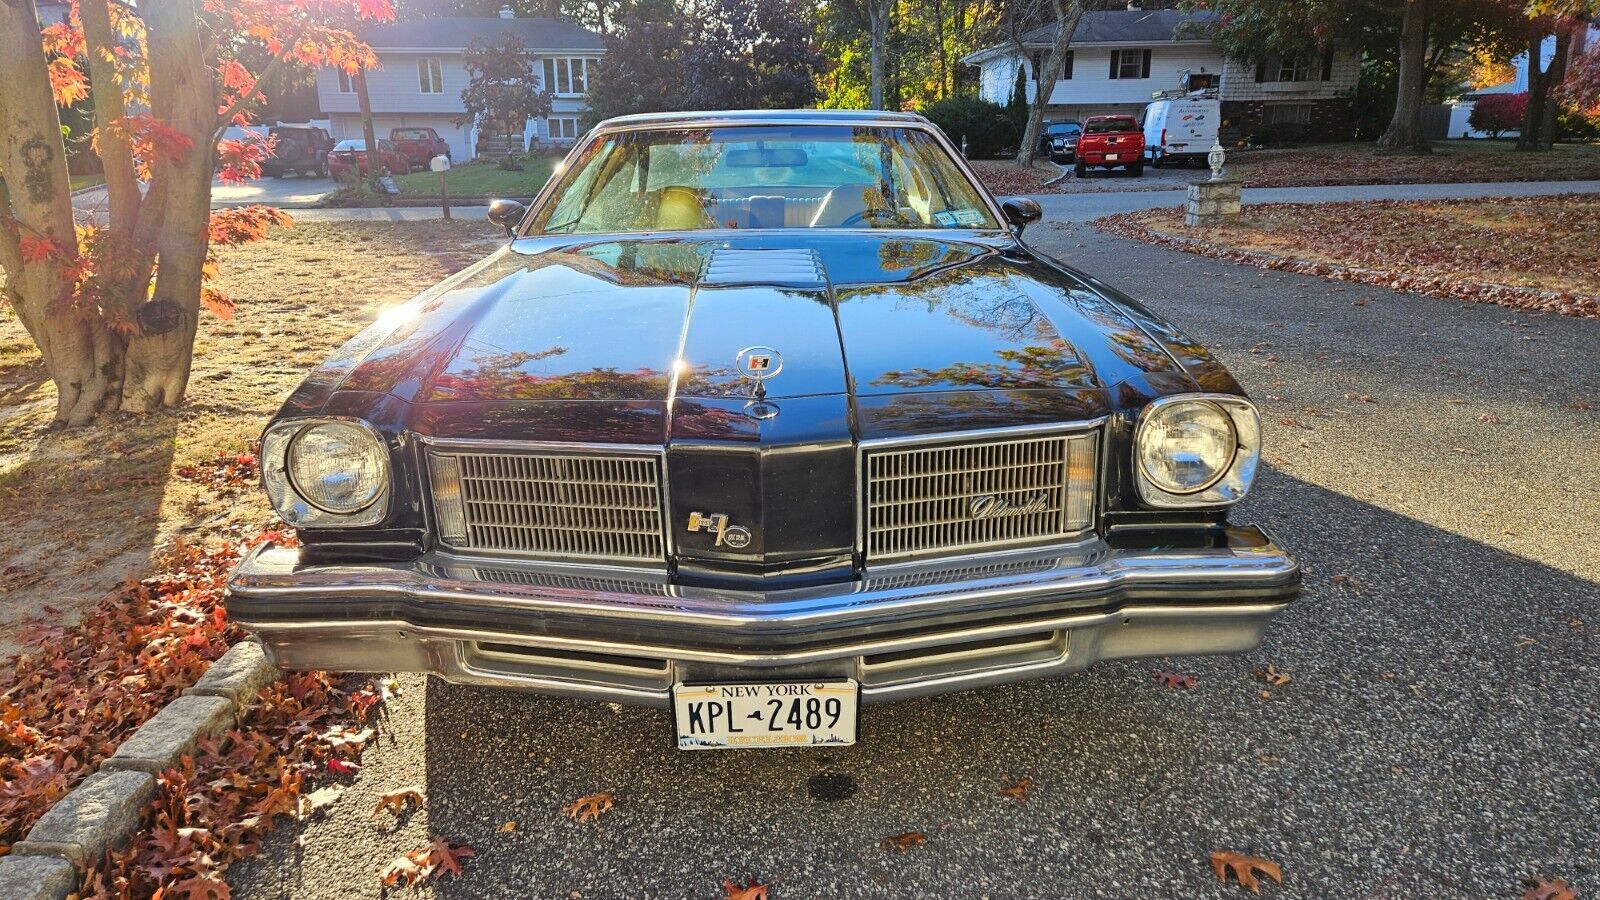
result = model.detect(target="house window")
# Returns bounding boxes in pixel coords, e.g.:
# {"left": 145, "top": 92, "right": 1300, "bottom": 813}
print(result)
{"left": 543, "top": 57, "right": 599, "bottom": 95}
{"left": 548, "top": 116, "right": 578, "bottom": 140}
{"left": 418, "top": 57, "right": 443, "bottom": 94}
{"left": 1266, "top": 104, "right": 1313, "bottom": 125}
{"left": 1277, "top": 55, "right": 1313, "bottom": 82}
{"left": 336, "top": 69, "right": 354, "bottom": 93}
{"left": 1110, "top": 49, "right": 1151, "bottom": 80}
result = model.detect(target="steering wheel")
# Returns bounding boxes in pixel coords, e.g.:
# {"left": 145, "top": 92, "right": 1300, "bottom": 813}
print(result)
{"left": 840, "top": 207, "right": 904, "bottom": 227}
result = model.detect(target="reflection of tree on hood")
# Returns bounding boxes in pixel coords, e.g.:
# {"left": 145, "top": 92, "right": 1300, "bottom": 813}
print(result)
{"left": 873, "top": 340, "right": 1089, "bottom": 392}
{"left": 429, "top": 346, "right": 675, "bottom": 402}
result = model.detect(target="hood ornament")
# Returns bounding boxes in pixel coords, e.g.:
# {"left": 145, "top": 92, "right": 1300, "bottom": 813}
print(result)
{"left": 735, "top": 346, "right": 783, "bottom": 414}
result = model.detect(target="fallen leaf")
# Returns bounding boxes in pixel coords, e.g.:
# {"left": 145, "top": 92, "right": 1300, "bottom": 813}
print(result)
{"left": 499, "top": 820, "right": 517, "bottom": 832}
{"left": 1516, "top": 635, "right": 1537, "bottom": 647}
{"left": 1343, "top": 392, "right": 1376, "bottom": 403}
{"left": 1476, "top": 413, "right": 1502, "bottom": 423}
{"left": 1210, "top": 850, "right": 1283, "bottom": 894}
{"left": 300, "top": 784, "right": 344, "bottom": 817}
{"left": 563, "top": 791, "right": 616, "bottom": 822}
{"left": 880, "top": 831, "right": 927, "bottom": 852}
{"left": 999, "top": 776, "right": 1034, "bottom": 802}
{"left": 722, "top": 876, "right": 771, "bottom": 900}
{"left": 1257, "top": 752, "right": 1280, "bottom": 764}
{"left": 1569, "top": 618, "right": 1584, "bottom": 630}
{"left": 327, "top": 758, "right": 361, "bottom": 776}
{"left": 371, "top": 786, "right": 427, "bottom": 818}
{"left": 1329, "top": 574, "right": 1362, "bottom": 593}
{"left": 1522, "top": 876, "right": 1578, "bottom": 900}
{"left": 1252, "top": 664, "right": 1292, "bottom": 686}
{"left": 428, "top": 838, "right": 475, "bottom": 878}
{"left": 1154, "top": 671, "right": 1197, "bottom": 690}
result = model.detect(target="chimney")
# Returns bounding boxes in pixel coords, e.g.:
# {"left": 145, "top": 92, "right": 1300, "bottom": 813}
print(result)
{"left": 498, "top": 4, "right": 515, "bottom": 18}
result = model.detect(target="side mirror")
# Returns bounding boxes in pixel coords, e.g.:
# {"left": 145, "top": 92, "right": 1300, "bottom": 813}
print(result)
{"left": 1001, "top": 197, "right": 1042, "bottom": 236}
{"left": 487, "top": 198, "right": 526, "bottom": 238}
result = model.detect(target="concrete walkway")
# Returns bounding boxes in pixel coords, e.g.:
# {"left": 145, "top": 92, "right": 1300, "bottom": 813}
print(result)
{"left": 270, "top": 179, "right": 1600, "bottom": 224}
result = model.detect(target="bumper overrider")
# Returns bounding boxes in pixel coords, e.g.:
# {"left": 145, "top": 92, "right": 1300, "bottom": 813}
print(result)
{"left": 225, "top": 525, "right": 1299, "bottom": 707}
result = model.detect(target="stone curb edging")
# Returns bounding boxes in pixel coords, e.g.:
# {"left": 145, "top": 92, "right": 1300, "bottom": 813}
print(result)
{"left": 0, "top": 640, "right": 281, "bottom": 899}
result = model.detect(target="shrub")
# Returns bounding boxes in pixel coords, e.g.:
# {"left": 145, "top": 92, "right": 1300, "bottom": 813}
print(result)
{"left": 922, "top": 96, "right": 1020, "bottom": 159}
{"left": 1468, "top": 92, "right": 1527, "bottom": 138}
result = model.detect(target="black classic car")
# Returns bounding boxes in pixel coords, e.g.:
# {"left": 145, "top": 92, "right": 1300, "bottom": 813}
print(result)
{"left": 226, "top": 110, "right": 1299, "bottom": 751}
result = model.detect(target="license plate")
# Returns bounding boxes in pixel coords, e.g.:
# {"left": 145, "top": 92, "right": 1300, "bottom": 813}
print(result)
{"left": 673, "top": 681, "right": 858, "bottom": 750}
{"left": 1105, "top": 153, "right": 1120, "bottom": 161}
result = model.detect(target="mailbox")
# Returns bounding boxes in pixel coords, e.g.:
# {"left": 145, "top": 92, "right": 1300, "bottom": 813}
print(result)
{"left": 429, "top": 155, "right": 451, "bottom": 173}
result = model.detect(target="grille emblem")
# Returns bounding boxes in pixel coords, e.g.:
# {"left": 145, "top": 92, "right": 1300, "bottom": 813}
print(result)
{"left": 969, "top": 492, "right": 1053, "bottom": 520}
{"left": 686, "top": 511, "right": 752, "bottom": 549}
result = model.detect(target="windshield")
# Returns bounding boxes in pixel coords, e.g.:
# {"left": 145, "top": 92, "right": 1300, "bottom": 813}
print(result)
{"left": 530, "top": 124, "right": 1000, "bottom": 234}
{"left": 393, "top": 129, "right": 431, "bottom": 140}
{"left": 1084, "top": 118, "right": 1137, "bottom": 135}
{"left": 1046, "top": 123, "right": 1080, "bottom": 134}
{"left": 334, "top": 140, "right": 365, "bottom": 151}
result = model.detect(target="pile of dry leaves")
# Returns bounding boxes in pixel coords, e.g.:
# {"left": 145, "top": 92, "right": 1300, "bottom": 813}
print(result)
{"left": 1095, "top": 195, "right": 1600, "bottom": 320}
{"left": 0, "top": 530, "right": 288, "bottom": 853}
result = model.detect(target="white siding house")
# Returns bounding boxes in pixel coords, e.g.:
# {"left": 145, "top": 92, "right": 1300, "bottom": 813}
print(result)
{"left": 964, "top": 9, "right": 1361, "bottom": 142}
{"left": 1448, "top": 24, "right": 1599, "bottom": 139}
{"left": 316, "top": 7, "right": 604, "bottom": 163}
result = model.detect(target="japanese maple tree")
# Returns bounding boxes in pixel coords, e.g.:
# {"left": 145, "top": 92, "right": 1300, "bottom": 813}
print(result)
{"left": 0, "top": 0, "right": 392, "bottom": 427}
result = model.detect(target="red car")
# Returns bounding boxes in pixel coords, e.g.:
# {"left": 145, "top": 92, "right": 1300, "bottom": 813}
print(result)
{"left": 389, "top": 127, "right": 452, "bottom": 170}
{"left": 326, "top": 139, "right": 411, "bottom": 178}
{"left": 1074, "top": 115, "right": 1144, "bottom": 178}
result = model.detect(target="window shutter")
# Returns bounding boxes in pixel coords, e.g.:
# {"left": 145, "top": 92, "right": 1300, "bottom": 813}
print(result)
{"left": 1063, "top": 51, "right": 1073, "bottom": 80}
{"left": 1321, "top": 49, "right": 1334, "bottom": 81}
{"left": 1141, "top": 49, "right": 1152, "bottom": 78}
{"left": 1255, "top": 59, "right": 1266, "bottom": 82}
{"left": 1109, "top": 50, "right": 1120, "bottom": 79}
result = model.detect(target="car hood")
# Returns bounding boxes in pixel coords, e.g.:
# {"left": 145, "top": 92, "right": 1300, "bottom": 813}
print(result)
{"left": 285, "top": 232, "right": 1230, "bottom": 443}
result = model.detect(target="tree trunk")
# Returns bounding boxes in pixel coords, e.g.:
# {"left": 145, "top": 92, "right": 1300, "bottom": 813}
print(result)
{"left": 1377, "top": 0, "right": 1430, "bottom": 152}
{"left": 355, "top": 67, "right": 383, "bottom": 188}
{"left": 0, "top": 0, "right": 110, "bottom": 426}
{"left": 120, "top": 0, "right": 217, "bottom": 413}
{"left": 867, "top": 0, "right": 890, "bottom": 109}
{"left": 1015, "top": 0, "right": 1081, "bottom": 167}
{"left": 1533, "top": 25, "right": 1574, "bottom": 149}
{"left": 1519, "top": 26, "right": 1551, "bottom": 151}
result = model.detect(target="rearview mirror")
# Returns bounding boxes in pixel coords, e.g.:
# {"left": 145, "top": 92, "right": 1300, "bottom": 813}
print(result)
{"left": 725, "top": 148, "right": 808, "bottom": 168}
{"left": 487, "top": 198, "right": 526, "bottom": 237}
{"left": 1001, "top": 197, "right": 1042, "bottom": 236}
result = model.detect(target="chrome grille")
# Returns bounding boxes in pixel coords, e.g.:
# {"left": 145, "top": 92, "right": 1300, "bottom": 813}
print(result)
{"left": 428, "top": 449, "right": 665, "bottom": 564}
{"left": 864, "top": 431, "right": 1097, "bottom": 563}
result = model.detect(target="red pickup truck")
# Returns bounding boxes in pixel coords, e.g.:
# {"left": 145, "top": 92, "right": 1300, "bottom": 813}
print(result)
{"left": 1074, "top": 115, "right": 1144, "bottom": 178}
{"left": 389, "top": 127, "right": 451, "bottom": 171}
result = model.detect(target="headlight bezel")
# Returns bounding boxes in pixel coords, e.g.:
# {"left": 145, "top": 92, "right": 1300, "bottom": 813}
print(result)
{"left": 261, "top": 416, "right": 392, "bottom": 527}
{"left": 1133, "top": 394, "right": 1260, "bottom": 509}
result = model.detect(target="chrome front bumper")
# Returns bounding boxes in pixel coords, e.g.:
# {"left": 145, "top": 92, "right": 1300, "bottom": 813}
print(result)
{"left": 225, "top": 526, "right": 1299, "bottom": 707}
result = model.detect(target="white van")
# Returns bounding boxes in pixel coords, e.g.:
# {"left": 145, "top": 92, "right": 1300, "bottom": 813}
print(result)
{"left": 1142, "top": 95, "right": 1220, "bottom": 167}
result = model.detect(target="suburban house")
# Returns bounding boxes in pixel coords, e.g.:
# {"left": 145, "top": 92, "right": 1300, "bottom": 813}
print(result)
{"left": 962, "top": 8, "right": 1362, "bottom": 143}
{"left": 315, "top": 6, "right": 604, "bottom": 162}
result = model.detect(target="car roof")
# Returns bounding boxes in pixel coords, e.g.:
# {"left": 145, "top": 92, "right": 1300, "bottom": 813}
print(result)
{"left": 592, "top": 109, "right": 930, "bottom": 131}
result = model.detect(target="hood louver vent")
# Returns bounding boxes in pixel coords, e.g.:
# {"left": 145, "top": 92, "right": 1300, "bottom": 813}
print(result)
{"left": 701, "top": 248, "right": 826, "bottom": 288}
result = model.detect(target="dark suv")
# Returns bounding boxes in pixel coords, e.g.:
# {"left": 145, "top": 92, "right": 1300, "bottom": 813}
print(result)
{"left": 262, "top": 125, "right": 334, "bottom": 178}
{"left": 1042, "top": 121, "right": 1083, "bottom": 163}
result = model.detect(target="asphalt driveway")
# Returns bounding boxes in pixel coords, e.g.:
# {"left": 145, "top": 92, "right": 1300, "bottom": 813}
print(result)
{"left": 228, "top": 222, "right": 1600, "bottom": 899}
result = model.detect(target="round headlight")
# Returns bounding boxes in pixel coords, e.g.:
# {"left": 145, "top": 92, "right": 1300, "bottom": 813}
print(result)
{"left": 1138, "top": 400, "right": 1237, "bottom": 495}
{"left": 286, "top": 422, "right": 388, "bottom": 513}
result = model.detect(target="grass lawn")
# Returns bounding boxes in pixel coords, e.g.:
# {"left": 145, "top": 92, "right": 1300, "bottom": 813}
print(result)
{"left": 1230, "top": 140, "right": 1600, "bottom": 188}
{"left": 1095, "top": 194, "right": 1600, "bottom": 319}
{"left": 393, "top": 157, "right": 557, "bottom": 198}
{"left": 0, "top": 220, "right": 502, "bottom": 657}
